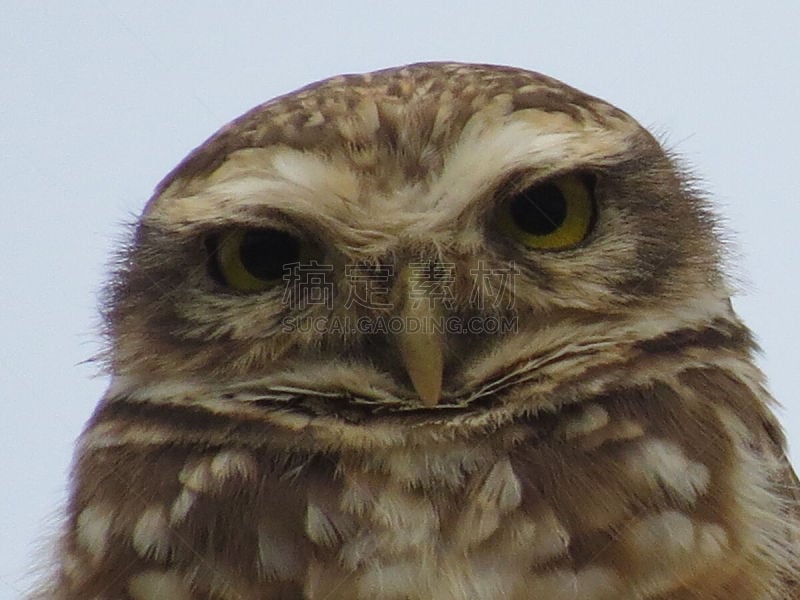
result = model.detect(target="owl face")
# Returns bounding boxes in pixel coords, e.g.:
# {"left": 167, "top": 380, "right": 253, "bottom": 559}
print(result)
{"left": 107, "top": 63, "right": 724, "bottom": 445}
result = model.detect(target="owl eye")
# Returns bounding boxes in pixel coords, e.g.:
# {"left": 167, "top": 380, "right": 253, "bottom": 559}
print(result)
{"left": 208, "top": 228, "right": 302, "bottom": 291}
{"left": 496, "top": 173, "right": 595, "bottom": 249}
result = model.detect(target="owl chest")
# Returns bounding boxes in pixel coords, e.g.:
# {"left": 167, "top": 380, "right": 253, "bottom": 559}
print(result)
{"left": 294, "top": 451, "right": 578, "bottom": 600}
{"left": 70, "top": 410, "right": 768, "bottom": 599}
{"left": 283, "top": 421, "right": 735, "bottom": 599}
{"left": 72, "top": 392, "right": 763, "bottom": 600}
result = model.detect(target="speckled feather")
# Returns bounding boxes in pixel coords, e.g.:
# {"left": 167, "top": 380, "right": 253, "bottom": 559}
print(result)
{"left": 33, "top": 63, "right": 799, "bottom": 599}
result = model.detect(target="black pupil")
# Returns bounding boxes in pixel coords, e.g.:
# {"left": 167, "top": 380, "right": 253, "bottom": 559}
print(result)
{"left": 239, "top": 229, "right": 301, "bottom": 280}
{"left": 509, "top": 183, "right": 567, "bottom": 236}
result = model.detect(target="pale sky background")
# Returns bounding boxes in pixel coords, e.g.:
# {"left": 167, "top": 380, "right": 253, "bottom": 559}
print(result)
{"left": 1, "top": 3, "right": 798, "bottom": 597}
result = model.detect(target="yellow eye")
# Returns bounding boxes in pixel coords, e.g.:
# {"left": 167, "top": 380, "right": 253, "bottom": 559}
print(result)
{"left": 209, "top": 228, "right": 303, "bottom": 292}
{"left": 496, "top": 173, "right": 594, "bottom": 249}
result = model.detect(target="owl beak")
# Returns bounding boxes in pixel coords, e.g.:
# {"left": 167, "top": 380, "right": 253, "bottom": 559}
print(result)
{"left": 394, "top": 266, "right": 444, "bottom": 407}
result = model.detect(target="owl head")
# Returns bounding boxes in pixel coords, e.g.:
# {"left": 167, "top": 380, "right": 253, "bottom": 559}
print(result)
{"left": 105, "top": 63, "right": 727, "bottom": 447}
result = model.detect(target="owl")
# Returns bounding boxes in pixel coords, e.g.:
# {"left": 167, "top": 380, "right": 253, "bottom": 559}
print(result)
{"left": 35, "top": 63, "right": 798, "bottom": 599}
